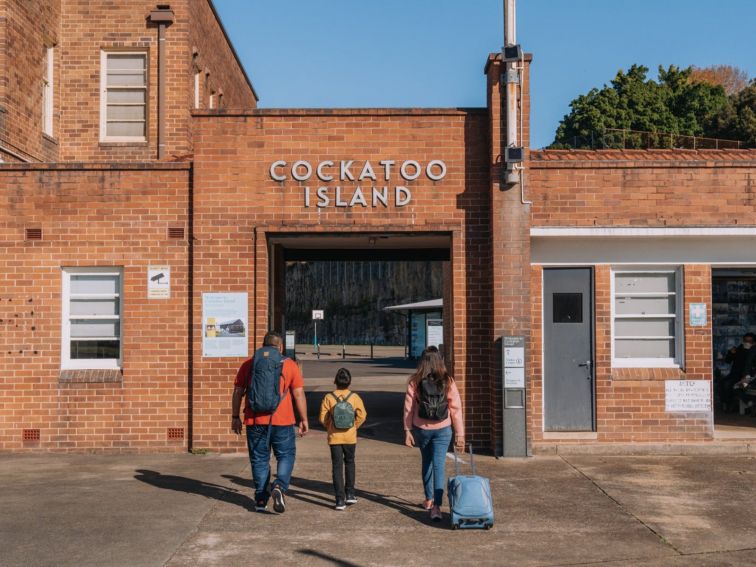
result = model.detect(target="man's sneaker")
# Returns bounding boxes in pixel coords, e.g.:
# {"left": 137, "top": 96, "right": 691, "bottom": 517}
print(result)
{"left": 430, "top": 505, "right": 442, "bottom": 522}
{"left": 271, "top": 486, "right": 286, "bottom": 514}
{"left": 254, "top": 499, "right": 267, "bottom": 513}
{"left": 335, "top": 499, "right": 346, "bottom": 511}
{"left": 345, "top": 492, "right": 357, "bottom": 505}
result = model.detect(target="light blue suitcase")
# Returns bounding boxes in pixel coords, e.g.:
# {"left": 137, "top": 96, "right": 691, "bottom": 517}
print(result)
{"left": 448, "top": 444, "right": 494, "bottom": 530}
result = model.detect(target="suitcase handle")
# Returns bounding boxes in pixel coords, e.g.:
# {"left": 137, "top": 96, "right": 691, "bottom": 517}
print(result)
{"left": 453, "top": 443, "right": 477, "bottom": 476}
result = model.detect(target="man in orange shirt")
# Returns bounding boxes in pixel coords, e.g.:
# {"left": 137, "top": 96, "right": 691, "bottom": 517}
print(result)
{"left": 231, "top": 332, "right": 308, "bottom": 513}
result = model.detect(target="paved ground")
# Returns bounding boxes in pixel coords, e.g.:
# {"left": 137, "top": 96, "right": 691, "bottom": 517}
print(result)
{"left": 2, "top": 361, "right": 755, "bottom": 566}
{"left": 2, "top": 441, "right": 755, "bottom": 567}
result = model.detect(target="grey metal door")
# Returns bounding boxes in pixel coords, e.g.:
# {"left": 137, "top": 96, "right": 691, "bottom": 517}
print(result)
{"left": 544, "top": 268, "right": 594, "bottom": 431}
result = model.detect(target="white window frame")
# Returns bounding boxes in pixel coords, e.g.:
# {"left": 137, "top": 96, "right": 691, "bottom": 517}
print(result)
{"left": 61, "top": 267, "right": 123, "bottom": 370}
{"left": 611, "top": 266, "right": 684, "bottom": 368}
{"left": 100, "top": 50, "right": 148, "bottom": 142}
{"left": 42, "top": 46, "right": 54, "bottom": 136}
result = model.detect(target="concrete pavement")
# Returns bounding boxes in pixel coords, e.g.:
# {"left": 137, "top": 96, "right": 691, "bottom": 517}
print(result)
{"left": 2, "top": 434, "right": 755, "bottom": 567}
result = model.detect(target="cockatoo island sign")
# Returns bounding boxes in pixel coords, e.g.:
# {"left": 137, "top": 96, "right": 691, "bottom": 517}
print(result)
{"left": 269, "top": 159, "right": 447, "bottom": 208}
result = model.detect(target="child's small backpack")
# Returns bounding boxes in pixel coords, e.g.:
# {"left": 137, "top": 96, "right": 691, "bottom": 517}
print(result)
{"left": 329, "top": 392, "right": 356, "bottom": 429}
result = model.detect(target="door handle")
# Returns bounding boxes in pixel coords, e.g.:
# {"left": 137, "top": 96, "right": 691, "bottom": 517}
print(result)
{"left": 578, "top": 360, "right": 592, "bottom": 375}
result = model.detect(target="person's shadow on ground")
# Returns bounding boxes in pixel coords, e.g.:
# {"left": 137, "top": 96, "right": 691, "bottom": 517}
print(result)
{"left": 222, "top": 473, "right": 448, "bottom": 529}
{"left": 134, "top": 469, "right": 257, "bottom": 512}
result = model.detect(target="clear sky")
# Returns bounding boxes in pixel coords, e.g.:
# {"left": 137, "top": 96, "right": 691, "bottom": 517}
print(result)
{"left": 214, "top": 0, "right": 756, "bottom": 149}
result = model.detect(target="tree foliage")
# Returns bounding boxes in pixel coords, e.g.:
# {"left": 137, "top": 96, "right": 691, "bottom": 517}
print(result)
{"left": 691, "top": 65, "right": 749, "bottom": 96}
{"left": 551, "top": 64, "right": 754, "bottom": 149}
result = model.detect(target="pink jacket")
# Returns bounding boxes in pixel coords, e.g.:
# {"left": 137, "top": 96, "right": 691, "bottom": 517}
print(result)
{"left": 403, "top": 378, "right": 464, "bottom": 439}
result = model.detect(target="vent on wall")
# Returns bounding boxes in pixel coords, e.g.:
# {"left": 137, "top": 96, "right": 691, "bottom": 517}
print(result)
{"left": 22, "top": 428, "right": 41, "bottom": 441}
{"left": 25, "top": 228, "right": 42, "bottom": 241}
{"left": 167, "top": 427, "right": 184, "bottom": 440}
{"left": 168, "top": 227, "right": 185, "bottom": 239}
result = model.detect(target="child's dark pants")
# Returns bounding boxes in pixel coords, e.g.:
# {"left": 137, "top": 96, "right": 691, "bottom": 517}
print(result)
{"left": 329, "top": 444, "right": 356, "bottom": 500}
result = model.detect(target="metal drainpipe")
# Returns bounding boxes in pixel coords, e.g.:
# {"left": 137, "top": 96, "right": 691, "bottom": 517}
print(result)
{"left": 148, "top": 5, "right": 175, "bottom": 160}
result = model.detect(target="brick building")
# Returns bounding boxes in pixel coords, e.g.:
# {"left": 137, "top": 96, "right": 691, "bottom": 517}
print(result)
{"left": 1, "top": 2, "right": 755, "bottom": 453}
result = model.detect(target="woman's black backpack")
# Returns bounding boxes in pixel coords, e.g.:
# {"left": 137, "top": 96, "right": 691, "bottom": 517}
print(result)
{"left": 417, "top": 376, "right": 449, "bottom": 421}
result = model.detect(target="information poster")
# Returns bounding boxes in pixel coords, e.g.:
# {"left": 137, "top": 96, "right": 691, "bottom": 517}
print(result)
{"left": 426, "top": 319, "right": 443, "bottom": 348}
{"left": 147, "top": 266, "right": 170, "bottom": 299}
{"left": 689, "top": 303, "right": 707, "bottom": 327}
{"left": 202, "top": 293, "right": 248, "bottom": 358}
{"left": 665, "top": 380, "right": 711, "bottom": 412}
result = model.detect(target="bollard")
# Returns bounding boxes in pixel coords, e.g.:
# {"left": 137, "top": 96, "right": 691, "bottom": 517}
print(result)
{"left": 342, "top": 344, "right": 346, "bottom": 359}
{"left": 370, "top": 343, "right": 374, "bottom": 360}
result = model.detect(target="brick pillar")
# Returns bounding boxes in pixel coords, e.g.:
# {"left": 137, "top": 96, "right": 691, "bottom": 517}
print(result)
{"left": 486, "top": 53, "right": 533, "bottom": 454}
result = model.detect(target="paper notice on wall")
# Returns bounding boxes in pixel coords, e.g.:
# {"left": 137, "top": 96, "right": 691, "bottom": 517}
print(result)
{"left": 147, "top": 266, "right": 170, "bottom": 299}
{"left": 202, "top": 293, "right": 248, "bottom": 358}
{"left": 426, "top": 319, "right": 443, "bottom": 348}
{"left": 665, "top": 380, "right": 711, "bottom": 413}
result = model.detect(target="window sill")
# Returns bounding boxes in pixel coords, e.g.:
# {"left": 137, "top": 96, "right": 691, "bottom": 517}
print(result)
{"left": 42, "top": 133, "right": 58, "bottom": 145}
{"left": 59, "top": 369, "right": 122, "bottom": 383}
{"left": 610, "top": 367, "right": 686, "bottom": 381}
{"left": 99, "top": 141, "right": 149, "bottom": 147}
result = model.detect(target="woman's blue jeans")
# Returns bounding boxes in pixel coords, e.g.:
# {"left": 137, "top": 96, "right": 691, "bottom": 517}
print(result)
{"left": 413, "top": 426, "right": 453, "bottom": 506}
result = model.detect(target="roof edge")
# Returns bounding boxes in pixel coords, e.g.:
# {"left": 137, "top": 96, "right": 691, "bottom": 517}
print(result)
{"left": 192, "top": 107, "right": 488, "bottom": 117}
{"left": 206, "top": 0, "right": 259, "bottom": 102}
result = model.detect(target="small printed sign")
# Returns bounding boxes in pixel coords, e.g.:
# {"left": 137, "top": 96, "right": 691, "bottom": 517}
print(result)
{"left": 147, "top": 266, "right": 170, "bottom": 299}
{"left": 504, "top": 347, "right": 525, "bottom": 368}
{"left": 504, "top": 367, "right": 525, "bottom": 388}
{"left": 665, "top": 380, "right": 711, "bottom": 413}
{"left": 312, "top": 309, "right": 324, "bottom": 320}
{"left": 689, "top": 303, "right": 707, "bottom": 327}
{"left": 426, "top": 319, "right": 443, "bottom": 348}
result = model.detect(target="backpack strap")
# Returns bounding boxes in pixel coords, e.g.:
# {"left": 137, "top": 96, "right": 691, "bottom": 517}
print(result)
{"left": 342, "top": 392, "right": 354, "bottom": 404}
{"left": 329, "top": 392, "right": 342, "bottom": 404}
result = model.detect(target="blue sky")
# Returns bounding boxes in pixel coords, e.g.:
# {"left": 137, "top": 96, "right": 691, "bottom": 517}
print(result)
{"left": 214, "top": 1, "right": 756, "bottom": 149}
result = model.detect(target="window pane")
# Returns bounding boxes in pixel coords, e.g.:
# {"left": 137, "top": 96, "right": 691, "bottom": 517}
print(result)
{"left": 107, "top": 104, "right": 145, "bottom": 120}
{"left": 70, "top": 298, "right": 119, "bottom": 316}
{"left": 615, "top": 273, "right": 674, "bottom": 294}
{"left": 553, "top": 293, "right": 583, "bottom": 323}
{"left": 615, "top": 339, "right": 674, "bottom": 358}
{"left": 107, "top": 72, "right": 146, "bottom": 87}
{"left": 615, "top": 318, "right": 674, "bottom": 337}
{"left": 70, "top": 340, "right": 120, "bottom": 359}
{"left": 106, "top": 121, "right": 145, "bottom": 137}
{"left": 107, "top": 90, "right": 145, "bottom": 104}
{"left": 107, "top": 54, "right": 145, "bottom": 71}
{"left": 70, "top": 275, "right": 119, "bottom": 295}
{"left": 70, "top": 320, "right": 119, "bottom": 338}
{"left": 615, "top": 296, "right": 675, "bottom": 316}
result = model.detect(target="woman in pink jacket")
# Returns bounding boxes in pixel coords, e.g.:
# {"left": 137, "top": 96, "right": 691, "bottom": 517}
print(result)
{"left": 403, "top": 346, "right": 465, "bottom": 521}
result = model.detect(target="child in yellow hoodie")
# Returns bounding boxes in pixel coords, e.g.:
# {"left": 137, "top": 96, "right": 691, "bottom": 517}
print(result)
{"left": 319, "top": 368, "right": 367, "bottom": 510}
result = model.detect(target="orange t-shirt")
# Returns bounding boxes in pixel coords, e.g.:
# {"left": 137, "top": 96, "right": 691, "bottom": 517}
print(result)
{"left": 234, "top": 357, "right": 304, "bottom": 426}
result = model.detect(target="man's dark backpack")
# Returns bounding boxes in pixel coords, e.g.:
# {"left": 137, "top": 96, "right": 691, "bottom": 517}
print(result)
{"left": 417, "top": 376, "right": 449, "bottom": 421}
{"left": 247, "top": 346, "right": 287, "bottom": 413}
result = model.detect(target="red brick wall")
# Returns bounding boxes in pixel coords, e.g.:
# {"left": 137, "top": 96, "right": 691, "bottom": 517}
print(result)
{"left": 0, "top": 0, "right": 255, "bottom": 163}
{"left": 0, "top": 0, "right": 60, "bottom": 162}
{"left": 0, "top": 163, "right": 191, "bottom": 452}
{"left": 190, "top": 109, "right": 492, "bottom": 451}
{"left": 529, "top": 150, "right": 756, "bottom": 227}
{"left": 189, "top": 0, "right": 257, "bottom": 111}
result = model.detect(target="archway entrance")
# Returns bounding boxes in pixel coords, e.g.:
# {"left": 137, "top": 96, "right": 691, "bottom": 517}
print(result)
{"left": 267, "top": 232, "right": 452, "bottom": 443}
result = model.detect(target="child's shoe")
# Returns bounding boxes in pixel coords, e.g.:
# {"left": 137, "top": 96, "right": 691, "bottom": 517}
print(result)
{"left": 346, "top": 492, "right": 357, "bottom": 505}
{"left": 335, "top": 498, "right": 346, "bottom": 511}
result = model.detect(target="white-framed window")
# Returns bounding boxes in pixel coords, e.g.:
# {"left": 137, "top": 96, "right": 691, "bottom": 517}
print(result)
{"left": 611, "top": 267, "right": 683, "bottom": 368}
{"left": 42, "top": 46, "right": 54, "bottom": 136}
{"left": 100, "top": 51, "right": 147, "bottom": 141}
{"left": 61, "top": 267, "right": 123, "bottom": 370}
{"left": 208, "top": 90, "right": 215, "bottom": 109}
